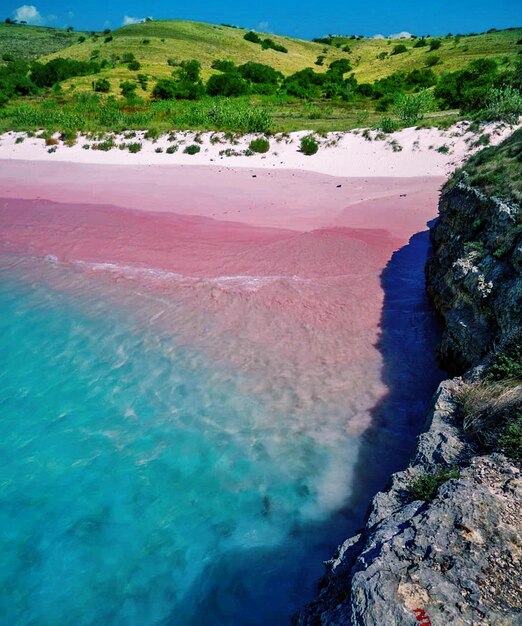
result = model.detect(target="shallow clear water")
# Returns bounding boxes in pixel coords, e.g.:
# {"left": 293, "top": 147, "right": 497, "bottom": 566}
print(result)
{"left": 0, "top": 235, "right": 441, "bottom": 625}
{"left": 0, "top": 258, "right": 367, "bottom": 626}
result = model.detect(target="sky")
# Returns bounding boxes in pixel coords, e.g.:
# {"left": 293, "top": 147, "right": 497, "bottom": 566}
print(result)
{"left": 4, "top": 1, "right": 521, "bottom": 39}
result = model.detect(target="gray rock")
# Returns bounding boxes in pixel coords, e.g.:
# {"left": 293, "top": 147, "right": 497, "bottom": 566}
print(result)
{"left": 295, "top": 181, "right": 522, "bottom": 626}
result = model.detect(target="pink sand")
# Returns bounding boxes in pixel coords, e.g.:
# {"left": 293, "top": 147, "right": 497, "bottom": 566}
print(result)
{"left": 0, "top": 159, "right": 443, "bottom": 236}
{"left": 0, "top": 158, "right": 443, "bottom": 433}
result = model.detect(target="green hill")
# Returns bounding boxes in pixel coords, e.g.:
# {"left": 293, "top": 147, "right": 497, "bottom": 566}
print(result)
{"left": 38, "top": 20, "right": 521, "bottom": 95}
{"left": 322, "top": 28, "right": 522, "bottom": 82}
{"left": 0, "top": 20, "right": 520, "bottom": 134}
{"left": 41, "top": 20, "right": 350, "bottom": 92}
{"left": 0, "top": 23, "right": 88, "bottom": 61}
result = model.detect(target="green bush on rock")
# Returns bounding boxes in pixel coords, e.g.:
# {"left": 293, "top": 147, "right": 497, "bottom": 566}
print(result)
{"left": 408, "top": 467, "right": 460, "bottom": 501}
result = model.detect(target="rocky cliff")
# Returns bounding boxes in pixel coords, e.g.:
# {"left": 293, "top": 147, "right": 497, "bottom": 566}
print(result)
{"left": 295, "top": 129, "right": 522, "bottom": 626}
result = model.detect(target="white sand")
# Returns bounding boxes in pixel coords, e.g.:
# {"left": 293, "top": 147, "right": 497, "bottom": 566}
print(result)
{"left": 0, "top": 121, "right": 517, "bottom": 178}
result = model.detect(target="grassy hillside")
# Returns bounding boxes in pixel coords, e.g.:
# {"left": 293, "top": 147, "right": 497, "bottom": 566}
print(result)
{"left": 40, "top": 20, "right": 522, "bottom": 95}
{"left": 0, "top": 23, "right": 88, "bottom": 61}
{"left": 0, "top": 21, "right": 520, "bottom": 134}
{"left": 453, "top": 127, "right": 522, "bottom": 203}
{"left": 326, "top": 28, "right": 522, "bottom": 83}
{"left": 41, "top": 20, "right": 349, "bottom": 92}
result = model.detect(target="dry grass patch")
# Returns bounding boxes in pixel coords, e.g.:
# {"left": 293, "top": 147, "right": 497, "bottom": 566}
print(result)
{"left": 457, "top": 380, "right": 522, "bottom": 448}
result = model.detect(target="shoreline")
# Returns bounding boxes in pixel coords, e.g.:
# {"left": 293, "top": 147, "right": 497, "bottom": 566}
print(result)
{"left": 0, "top": 121, "right": 517, "bottom": 179}
{"left": 1, "top": 123, "right": 519, "bottom": 624}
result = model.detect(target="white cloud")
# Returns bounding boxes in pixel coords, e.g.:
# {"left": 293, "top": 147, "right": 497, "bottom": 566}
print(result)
{"left": 373, "top": 34, "right": 385, "bottom": 39}
{"left": 257, "top": 21, "right": 271, "bottom": 32}
{"left": 389, "top": 31, "right": 413, "bottom": 39}
{"left": 123, "top": 15, "right": 147, "bottom": 26}
{"left": 13, "top": 5, "right": 43, "bottom": 24}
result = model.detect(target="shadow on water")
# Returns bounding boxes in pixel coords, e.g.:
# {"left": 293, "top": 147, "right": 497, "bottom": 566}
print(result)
{"left": 345, "top": 225, "right": 445, "bottom": 520}
{"left": 166, "top": 226, "right": 444, "bottom": 626}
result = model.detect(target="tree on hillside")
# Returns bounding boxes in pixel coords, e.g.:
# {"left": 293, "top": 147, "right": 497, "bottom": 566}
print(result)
{"left": 206, "top": 72, "right": 250, "bottom": 96}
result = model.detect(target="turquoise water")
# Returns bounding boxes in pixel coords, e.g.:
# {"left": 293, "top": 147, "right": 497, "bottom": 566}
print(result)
{"left": 0, "top": 258, "right": 365, "bottom": 625}
{"left": 0, "top": 233, "right": 443, "bottom": 625}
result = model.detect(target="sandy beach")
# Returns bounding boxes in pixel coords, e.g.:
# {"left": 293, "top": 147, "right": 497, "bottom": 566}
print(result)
{"left": 0, "top": 123, "right": 495, "bottom": 624}
{"left": 0, "top": 121, "right": 516, "bottom": 177}
{"left": 2, "top": 122, "right": 514, "bottom": 378}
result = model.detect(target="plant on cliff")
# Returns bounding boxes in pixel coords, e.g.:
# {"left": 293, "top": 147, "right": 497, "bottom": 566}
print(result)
{"left": 487, "top": 334, "right": 522, "bottom": 382}
{"left": 408, "top": 466, "right": 460, "bottom": 501}
{"left": 498, "top": 413, "right": 522, "bottom": 460}
{"left": 457, "top": 380, "right": 522, "bottom": 449}
{"left": 451, "top": 127, "right": 522, "bottom": 203}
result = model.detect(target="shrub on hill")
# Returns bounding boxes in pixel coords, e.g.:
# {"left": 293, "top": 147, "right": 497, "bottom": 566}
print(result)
{"left": 151, "top": 78, "right": 178, "bottom": 100}
{"left": 312, "top": 36, "right": 334, "bottom": 46}
{"left": 434, "top": 58, "right": 500, "bottom": 111}
{"left": 128, "top": 60, "right": 141, "bottom": 71}
{"left": 153, "top": 60, "right": 204, "bottom": 100}
{"left": 391, "top": 44, "right": 408, "bottom": 55}
{"left": 177, "top": 60, "right": 202, "bottom": 83}
{"left": 261, "top": 38, "right": 288, "bottom": 53}
{"left": 136, "top": 74, "right": 148, "bottom": 90}
{"left": 31, "top": 58, "right": 101, "bottom": 88}
{"left": 478, "top": 86, "right": 522, "bottom": 124}
{"left": 211, "top": 59, "right": 237, "bottom": 73}
{"left": 243, "top": 31, "right": 287, "bottom": 53}
{"left": 244, "top": 31, "right": 261, "bottom": 44}
{"left": 361, "top": 68, "right": 437, "bottom": 110}
{"left": 120, "top": 81, "right": 137, "bottom": 98}
{"left": 283, "top": 68, "right": 327, "bottom": 98}
{"left": 206, "top": 73, "right": 250, "bottom": 96}
{"left": 237, "top": 62, "right": 283, "bottom": 85}
{"left": 393, "top": 90, "right": 435, "bottom": 125}
{"left": 324, "top": 74, "right": 358, "bottom": 100}
{"left": 429, "top": 39, "right": 442, "bottom": 51}
{"left": 92, "top": 78, "right": 110, "bottom": 92}
{"left": 0, "top": 60, "right": 38, "bottom": 101}
{"left": 327, "top": 58, "right": 352, "bottom": 76}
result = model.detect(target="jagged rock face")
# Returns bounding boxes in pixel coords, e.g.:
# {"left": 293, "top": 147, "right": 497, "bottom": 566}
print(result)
{"left": 294, "top": 384, "right": 522, "bottom": 626}
{"left": 344, "top": 453, "right": 521, "bottom": 626}
{"left": 426, "top": 183, "right": 522, "bottom": 374}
